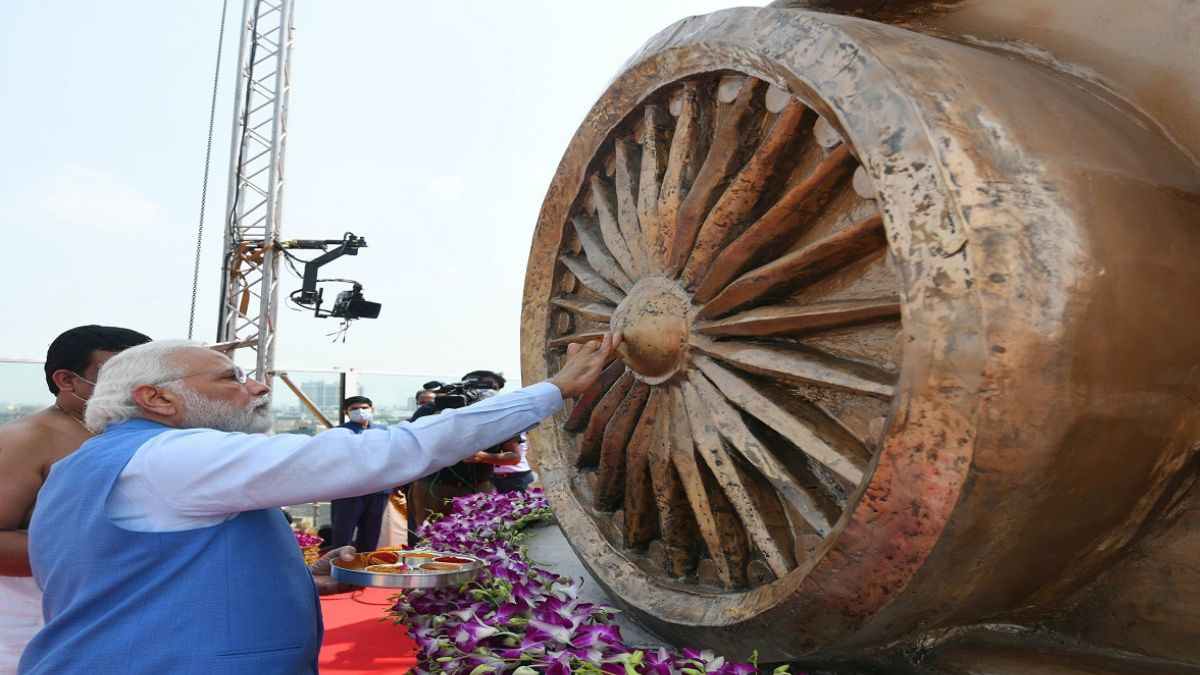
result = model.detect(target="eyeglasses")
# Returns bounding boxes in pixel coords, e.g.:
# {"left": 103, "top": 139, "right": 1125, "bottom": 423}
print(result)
{"left": 153, "top": 365, "right": 250, "bottom": 387}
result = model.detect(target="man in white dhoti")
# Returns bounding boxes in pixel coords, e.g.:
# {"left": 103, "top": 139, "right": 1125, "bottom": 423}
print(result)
{"left": 0, "top": 325, "right": 150, "bottom": 673}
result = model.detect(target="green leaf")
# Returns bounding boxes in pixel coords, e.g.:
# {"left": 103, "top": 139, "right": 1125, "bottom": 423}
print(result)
{"left": 468, "top": 664, "right": 495, "bottom": 674}
{"left": 771, "top": 666, "right": 791, "bottom": 674}
{"left": 512, "top": 667, "right": 538, "bottom": 675}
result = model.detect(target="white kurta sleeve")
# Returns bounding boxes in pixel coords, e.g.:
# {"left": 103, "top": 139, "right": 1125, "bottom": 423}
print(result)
{"left": 108, "top": 382, "right": 562, "bottom": 532}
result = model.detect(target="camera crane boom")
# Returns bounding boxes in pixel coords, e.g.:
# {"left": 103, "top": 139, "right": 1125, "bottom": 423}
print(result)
{"left": 285, "top": 233, "right": 381, "bottom": 320}
{"left": 213, "top": 0, "right": 376, "bottom": 382}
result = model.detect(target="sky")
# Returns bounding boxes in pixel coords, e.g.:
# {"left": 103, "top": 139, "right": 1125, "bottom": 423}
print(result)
{"left": 0, "top": 0, "right": 751, "bottom": 405}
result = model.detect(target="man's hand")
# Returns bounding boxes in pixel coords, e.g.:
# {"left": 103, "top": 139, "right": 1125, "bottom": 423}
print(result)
{"left": 310, "top": 545, "right": 360, "bottom": 595}
{"left": 548, "top": 332, "right": 621, "bottom": 399}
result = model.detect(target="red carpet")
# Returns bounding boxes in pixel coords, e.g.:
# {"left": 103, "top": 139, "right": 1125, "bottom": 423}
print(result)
{"left": 319, "top": 587, "right": 418, "bottom": 674}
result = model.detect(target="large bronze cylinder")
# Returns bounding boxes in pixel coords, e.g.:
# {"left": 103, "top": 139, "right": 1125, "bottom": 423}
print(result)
{"left": 521, "top": 3, "right": 1200, "bottom": 669}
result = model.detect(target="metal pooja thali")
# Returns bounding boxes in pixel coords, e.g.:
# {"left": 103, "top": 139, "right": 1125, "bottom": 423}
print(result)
{"left": 331, "top": 549, "right": 484, "bottom": 589}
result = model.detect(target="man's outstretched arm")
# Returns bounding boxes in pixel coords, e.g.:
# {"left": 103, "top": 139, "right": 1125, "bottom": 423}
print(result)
{"left": 108, "top": 334, "right": 620, "bottom": 530}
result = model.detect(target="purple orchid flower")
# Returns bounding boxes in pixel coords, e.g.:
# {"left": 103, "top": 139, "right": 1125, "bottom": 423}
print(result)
{"left": 519, "top": 623, "right": 556, "bottom": 650}
{"left": 448, "top": 602, "right": 485, "bottom": 623}
{"left": 571, "top": 623, "right": 623, "bottom": 649}
{"left": 396, "top": 488, "right": 772, "bottom": 674}
{"left": 451, "top": 619, "right": 499, "bottom": 652}
{"left": 527, "top": 618, "right": 574, "bottom": 645}
{"left": 491, "top": 602, "right": 526, "bottom": 626}
{"left": 543, "top": 654, "right": 573, "bottom": 675}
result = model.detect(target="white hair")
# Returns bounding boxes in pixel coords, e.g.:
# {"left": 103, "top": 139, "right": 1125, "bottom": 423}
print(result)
{"left": 84, "top": 340, "right": 200, "bottom": 432}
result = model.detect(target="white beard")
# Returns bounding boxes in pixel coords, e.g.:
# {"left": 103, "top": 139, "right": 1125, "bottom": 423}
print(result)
{"left": 169, "top": 385, "right": 274, "bottom": 433}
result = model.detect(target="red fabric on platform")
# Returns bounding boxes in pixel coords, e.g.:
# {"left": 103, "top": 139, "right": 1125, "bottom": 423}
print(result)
{"left": 319, "top": 587, "right": 417, "bottom": 674}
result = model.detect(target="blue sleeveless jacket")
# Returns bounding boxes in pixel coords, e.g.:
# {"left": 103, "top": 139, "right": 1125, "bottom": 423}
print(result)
{"left": 21, "top": 420, "right": 322, "bottom": 674}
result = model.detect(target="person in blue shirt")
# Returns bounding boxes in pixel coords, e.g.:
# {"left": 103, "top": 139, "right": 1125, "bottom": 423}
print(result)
{"left": 329, "top": 396, "right": 388, "bottom": 552}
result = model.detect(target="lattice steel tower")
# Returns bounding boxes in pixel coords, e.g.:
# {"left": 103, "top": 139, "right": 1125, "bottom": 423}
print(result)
{"left": 216, "top": 0, "right": 295, "bottom": 381}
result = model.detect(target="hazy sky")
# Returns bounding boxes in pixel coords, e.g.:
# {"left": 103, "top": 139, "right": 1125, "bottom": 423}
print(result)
{"left": 0, "top": 0, "right": 751, "bottom": 404}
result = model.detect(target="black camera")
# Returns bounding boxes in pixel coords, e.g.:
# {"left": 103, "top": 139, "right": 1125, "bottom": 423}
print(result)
{"left": 330, "top": 283, "right": 381, "bottom": 320}
{"left": 415, "top": 376, "right": 518, "bottom": 470}
{"left": 420, "top": 378, "right": 497, "bottom": 412}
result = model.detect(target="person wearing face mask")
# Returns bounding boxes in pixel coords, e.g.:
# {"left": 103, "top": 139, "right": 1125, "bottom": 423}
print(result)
{"left": 0, "top": 325, "right": 150, "bottom": 672}
{"left": 327, "top": 396, "right": 390, "bottom": 552}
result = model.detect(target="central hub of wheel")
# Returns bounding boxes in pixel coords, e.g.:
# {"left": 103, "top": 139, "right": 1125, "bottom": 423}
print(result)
{"left": 610, "top": 276, "right": 691, "bottom": 384}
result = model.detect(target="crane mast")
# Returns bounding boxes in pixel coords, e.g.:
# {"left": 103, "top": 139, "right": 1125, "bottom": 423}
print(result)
{"left": 216, "top": 0, "right": 296, "bottom": 382}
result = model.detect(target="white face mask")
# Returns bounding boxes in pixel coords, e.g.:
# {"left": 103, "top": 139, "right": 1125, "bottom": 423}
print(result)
{"left": 67, "top": 374, "right": 98, "bottom": 404}
{"left": 348, "top": 408, "right": 373, "bottom": 424}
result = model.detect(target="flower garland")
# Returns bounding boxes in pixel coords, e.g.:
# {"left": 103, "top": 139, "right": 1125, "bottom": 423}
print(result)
{"left": 390, "top": 488, "right": 793, "bottom": 675}
{"left": 294, "top": 530, "right": 324, "bottom": 565}
{"left": 294, "top": 531, "right": 324, "bottom": 548}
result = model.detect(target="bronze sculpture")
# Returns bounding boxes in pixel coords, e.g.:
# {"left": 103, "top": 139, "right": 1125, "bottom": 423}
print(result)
{"left": 521, "top": 2, "right": 1200, "bottom": 672}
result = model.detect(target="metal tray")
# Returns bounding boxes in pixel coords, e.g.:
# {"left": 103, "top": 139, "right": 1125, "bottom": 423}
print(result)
{"left": 331, "top": 551, "right": 484, "bottom": 589}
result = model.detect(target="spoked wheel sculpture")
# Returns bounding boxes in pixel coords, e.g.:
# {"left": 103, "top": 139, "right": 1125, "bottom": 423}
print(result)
{"left": 552, "top": 74, "right": 894, "bottom": 589}
{"left": 522, "top": 5, "right": 1200, "bottom": 665}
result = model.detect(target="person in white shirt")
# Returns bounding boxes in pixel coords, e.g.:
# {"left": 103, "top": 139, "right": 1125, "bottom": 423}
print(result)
{"left": 85, "top": 337, "right": 614, "bottom": 542}
{"left": 21, "top": 335, "right": 617, "bottom": 673}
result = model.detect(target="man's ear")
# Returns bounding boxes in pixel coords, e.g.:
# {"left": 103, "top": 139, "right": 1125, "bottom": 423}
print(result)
{"left": 131, "top": 384, "right": 179, "bottom": 419}
{"left": 50, "top": 369, "right": 79, "bottom": 395}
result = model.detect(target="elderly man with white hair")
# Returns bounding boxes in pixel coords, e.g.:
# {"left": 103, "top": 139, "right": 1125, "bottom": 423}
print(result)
{"left": 20, "top": 336, "right": 618, "bottom": 674}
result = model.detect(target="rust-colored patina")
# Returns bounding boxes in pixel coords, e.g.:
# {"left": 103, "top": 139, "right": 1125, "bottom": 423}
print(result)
{"left": 521, "top": 2, "right": 1200, "bottom": 672}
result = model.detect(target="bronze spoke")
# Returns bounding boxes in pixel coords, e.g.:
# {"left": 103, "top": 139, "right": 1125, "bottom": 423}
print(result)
{"left": 547, "top": 330, "right": 608, "bottom": 348}
{"left": 590, "top": 174, "right": 639, "bottom": 278}
{"left": 647, "top": 389, "right": 697, "bottom": 576}
{"left": 559, "top": 254, "right": 625, "bottom": 305}
{"left": 692, "top": 354, "right": 869, "bottom": 486}
{"left": 682, "top": 380, "right": 793, "bottom": 578}
{"left": 668, "top": 78, "right": 765, "bottom": 277}
{"left": 595, "top": 381, "right": 651, "bottom": 511}
{"left": 576, "top": 370, "right": 635, "bottom": 467}
{"left": 690, "top": 334, "right": 896, "bottom": 399}
{"left": 667, "top": 386, "right": 735, "bottom": 588}
{"left": 681, "top": 100, "right": 809, "bottom": 288}
{"left": 689, "top": 368, "right": 837, "bottom": 536}
{"left": 550, "top": 296, "right": 617, "bottom": 323}
{"left": 571, "top": 214, "right": 634, "bottom": 291}
{"left": 693, "top": 144, "right": 855, "bottom": 303}
{"left": 624, "top": 387, "right": 666, "bottom": 547}
{"left": 699, "top": 213, "right": 886, "bottom": 319}
{"left": 657, "top": 81, "right": 712, "bottom": 271}
{"left": 564, "top": 359, "right": 627, "bottom": 432}
{"left": 638, "top": 104, "right": 671, "bottom": 274}
{"left": 615, "top": 139, "right": 649, "bottom": 275}
{"left": 695, "top": 296, "right": 900, "bottom": 337}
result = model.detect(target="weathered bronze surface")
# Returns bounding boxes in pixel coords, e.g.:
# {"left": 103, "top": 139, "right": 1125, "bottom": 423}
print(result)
{"left": 521, "top": 3, "right": 1200, "bottom": 673}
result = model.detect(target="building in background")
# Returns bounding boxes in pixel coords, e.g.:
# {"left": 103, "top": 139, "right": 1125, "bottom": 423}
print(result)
{"left": 299, "top": 379, "right": 341, "bottom": 414}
